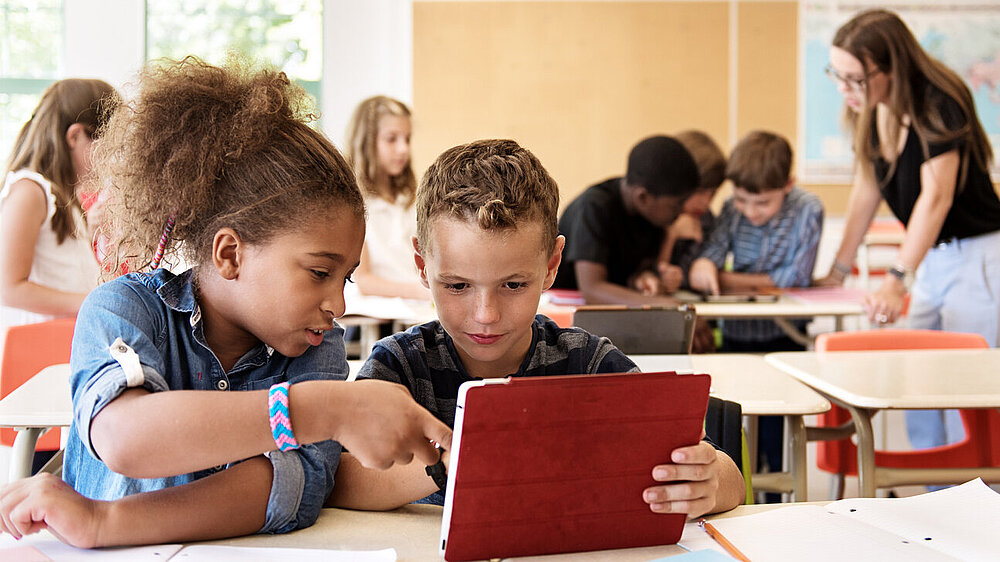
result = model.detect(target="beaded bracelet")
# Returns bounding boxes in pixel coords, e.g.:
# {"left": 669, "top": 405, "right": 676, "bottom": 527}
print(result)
{"left": 268, "top": 382, "right": 300, "bottom": 452}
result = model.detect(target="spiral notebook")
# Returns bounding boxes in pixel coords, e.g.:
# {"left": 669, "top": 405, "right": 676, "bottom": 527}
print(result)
{"left": 439, "top": 371, "right": 711, "bottom": 561}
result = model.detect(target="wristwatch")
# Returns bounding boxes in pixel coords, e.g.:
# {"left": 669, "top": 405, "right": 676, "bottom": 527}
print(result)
{"left": 887, "top": 264, "right": 914, "bottom": 291}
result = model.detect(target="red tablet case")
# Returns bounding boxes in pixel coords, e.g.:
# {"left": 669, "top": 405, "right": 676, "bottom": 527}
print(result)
{"left": 440, "top": 371, "right": 711, "bottom": 561}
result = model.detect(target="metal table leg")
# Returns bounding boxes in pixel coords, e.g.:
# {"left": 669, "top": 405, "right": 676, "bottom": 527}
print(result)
{"left": 9, "top": 427, "right": 44, "bottom": 481}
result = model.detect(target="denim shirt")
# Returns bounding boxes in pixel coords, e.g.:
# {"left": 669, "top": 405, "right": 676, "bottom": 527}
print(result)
{"left": 63, "top": 269, "right": 347, "bottom": 534}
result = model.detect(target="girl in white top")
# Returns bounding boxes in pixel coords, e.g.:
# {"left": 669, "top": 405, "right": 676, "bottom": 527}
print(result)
{"left": 0, "top": 79, "right": 117, "bottom": 330}
{"left": 344, "top": 96, "right": 429, "bottom": 300}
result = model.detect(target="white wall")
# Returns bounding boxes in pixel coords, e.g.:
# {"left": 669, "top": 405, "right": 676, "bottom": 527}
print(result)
{"left": 322, "top": 0, "right": 412, "bottom": 148}
{"left": 64, "top": 1, "right": 145, "bottom": 93}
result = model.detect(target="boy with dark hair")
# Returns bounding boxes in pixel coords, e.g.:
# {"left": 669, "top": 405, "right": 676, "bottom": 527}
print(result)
{"left": 337, "top": 138, "right": 745, "bottom": 518}
{"left": 688, "top": 130, "right": 823, "bottom": 487}
{"left": 641, "top": 130, "right": 728, "bottom": 295}
{"left": 553, "top": 135, "right": 700, "bottom": 303}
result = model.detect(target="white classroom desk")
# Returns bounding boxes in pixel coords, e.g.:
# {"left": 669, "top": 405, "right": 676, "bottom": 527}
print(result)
{"left": 0, "top": 363, "right": 71, "bottom": 481}
{"left": 342, "top": 296, "right": 437, "bottom": 358}
{"left": 192, "top": 502, "right": 789, "bottom": 561}
{"left": 632, "top": 354, "right": 830, "bottom": 501}
{"left": 765, "top": 348, "right": 1000, "bottom": 497}
{"left": 692, "top": 297, "right": 864, "bottom": 347}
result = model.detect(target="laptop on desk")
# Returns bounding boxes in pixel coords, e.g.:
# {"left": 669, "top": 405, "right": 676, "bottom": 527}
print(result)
{"left": 439, "top": 372, "right": 711, "bottom": 561}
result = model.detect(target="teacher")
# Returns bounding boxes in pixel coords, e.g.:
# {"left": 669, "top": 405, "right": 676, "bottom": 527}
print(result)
{"left": 817, "top": 9, "right": 1000, "bottom": 449}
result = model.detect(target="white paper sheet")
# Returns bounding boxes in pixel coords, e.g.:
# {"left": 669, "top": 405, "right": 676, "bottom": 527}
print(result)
{"left": 171, "top": 545, "right": 397, "bottom": 561}
{"left": 706, "top": 479, "right": 1000, "bottom": 562}
{"left": 0, "top": 532, "right": 182, "bottom": 561}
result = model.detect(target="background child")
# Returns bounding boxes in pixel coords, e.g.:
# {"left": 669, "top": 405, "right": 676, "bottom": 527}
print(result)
{"left": 633, "top": 130, "right": 727, "bottom": 296}
{"left": 688, "top": 130, "right": 823, "bottom": 492}
{"left": 0, "top": 79, "right": 115, "bottom": 330}
{"left": 553, "top": 135, "right": 698, "bottom": 304}
{"left": 689, "top": 130, "right": 823, "bottom": 328}
{"left": 553, "top": 135, "right": 715, "bottom": 351}
{"left": 0, "top": 58, "right": 449, "bottom": 547}
{"left": 344, "top": 95, "right": 428, "bottom": 300}
{"left": 333, "top": 139, "right": 745, "bottom": 518}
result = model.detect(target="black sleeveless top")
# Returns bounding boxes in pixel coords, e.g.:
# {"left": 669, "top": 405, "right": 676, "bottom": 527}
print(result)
{"left": 872, "top": 94, "right": 1000, "bottom": 244}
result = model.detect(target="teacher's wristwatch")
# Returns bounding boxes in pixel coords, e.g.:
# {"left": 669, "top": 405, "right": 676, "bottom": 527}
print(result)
{"left": 887, "top": 264, "right": 914, "bottom": 291}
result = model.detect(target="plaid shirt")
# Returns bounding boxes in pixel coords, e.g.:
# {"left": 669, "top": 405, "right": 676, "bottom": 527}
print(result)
{"left": 699, "top": 187, "right": 824, "bottom": 343}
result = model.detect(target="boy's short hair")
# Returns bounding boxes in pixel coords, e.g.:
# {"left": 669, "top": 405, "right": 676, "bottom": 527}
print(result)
{"left": 726, "top": 130, "right": 793, "bottom": 194}
{"left": 624, "top": 135, "right": 700, "bottom": 198}
{"left": 417, "top": 139, "right": 559, "bottom": 254}
{"left": 674, "top": 130, "right": 726, "bottom": 191}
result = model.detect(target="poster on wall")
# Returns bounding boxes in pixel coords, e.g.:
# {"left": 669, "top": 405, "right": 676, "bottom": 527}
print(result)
{"left": 799, "top": 0, "right": 1000, "bottom": 182}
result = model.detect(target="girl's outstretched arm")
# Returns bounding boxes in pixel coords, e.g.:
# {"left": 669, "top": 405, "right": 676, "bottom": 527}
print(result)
{"left": 90, "top": 380, "right": 451, "bottom": 479}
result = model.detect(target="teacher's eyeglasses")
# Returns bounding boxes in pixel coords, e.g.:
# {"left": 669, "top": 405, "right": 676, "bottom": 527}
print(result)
{"left": 824, "top": 65, "right": 881, "bottom": 92}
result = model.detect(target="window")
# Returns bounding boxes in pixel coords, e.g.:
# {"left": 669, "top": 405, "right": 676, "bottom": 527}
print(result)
{"left": 0, "top": 0, "right": 63, "bottom": 163}
{"left": 145, "top": 0, "right": 322, "bottom": 108}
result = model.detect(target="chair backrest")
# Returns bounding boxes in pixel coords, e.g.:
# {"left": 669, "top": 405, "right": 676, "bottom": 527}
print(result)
{"left": 572, "top": 305, "right": 695, "bottom": 354}
{"left": 705, "top": 396, "right": 743, "bottom": 472}
{"left": 815, "top": 329, "right": 988, "bottom": 352}
{"left": 1, "top": 317, "right": 76, "bottom": 448}
{"left": 705, "top": 396, "right": 753, "bottom": 505}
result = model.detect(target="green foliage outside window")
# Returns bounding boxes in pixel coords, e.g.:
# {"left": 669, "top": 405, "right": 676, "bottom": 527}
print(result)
{"left": 145, "top": 0, "right": 322, "bottom": 105}
{"left": 0, "top": 0, "right": 63, "bottom": 163}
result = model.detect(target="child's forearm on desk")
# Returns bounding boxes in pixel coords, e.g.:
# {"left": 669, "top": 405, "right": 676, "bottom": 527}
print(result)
{"left": 100, "top": 455, "right": 273, "bottom": 545}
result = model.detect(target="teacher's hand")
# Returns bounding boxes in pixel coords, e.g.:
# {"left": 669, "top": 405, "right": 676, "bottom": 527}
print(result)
{"left": 864, "top": 277, "right": 906, "bottom": 325}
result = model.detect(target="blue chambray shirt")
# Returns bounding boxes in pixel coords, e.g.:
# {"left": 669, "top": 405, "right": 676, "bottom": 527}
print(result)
{"left": 63, "top": 268, "right": 347, "bottom": 534}
{"left": 698, "top": 186, "right": 824, "bottom": 343}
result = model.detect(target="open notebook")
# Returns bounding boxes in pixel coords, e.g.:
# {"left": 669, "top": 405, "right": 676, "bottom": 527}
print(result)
{"left": 699, "top": 478, "right": 1000, "bottom": 561}
{"left": 440, "top": 372, "right": 711, "bottom": 561}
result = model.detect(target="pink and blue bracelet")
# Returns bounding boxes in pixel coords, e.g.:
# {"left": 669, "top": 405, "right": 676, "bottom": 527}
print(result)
{"left": 268, "top": 382, "right": 300, "bottom": 451}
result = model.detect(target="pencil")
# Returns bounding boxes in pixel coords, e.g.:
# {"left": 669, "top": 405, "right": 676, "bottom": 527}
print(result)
{"left": 699, "top": 518, "right": 751, "bottom": 562}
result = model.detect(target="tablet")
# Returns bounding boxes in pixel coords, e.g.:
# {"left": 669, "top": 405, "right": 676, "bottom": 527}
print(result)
{"left": 704, "top": 293, "right": 780, "bottom": 303}
{"left": 440, "top": 372, "right": 711, "bottom": 561}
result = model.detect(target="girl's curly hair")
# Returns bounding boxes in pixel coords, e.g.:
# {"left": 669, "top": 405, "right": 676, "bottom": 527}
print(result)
{"left": 94, "top": 56, "right": 364, "bottom": 275}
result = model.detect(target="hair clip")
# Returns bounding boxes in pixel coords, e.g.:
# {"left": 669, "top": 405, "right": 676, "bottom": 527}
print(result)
{"left": 151, "top": 214, "right": 176, "bottom": 269}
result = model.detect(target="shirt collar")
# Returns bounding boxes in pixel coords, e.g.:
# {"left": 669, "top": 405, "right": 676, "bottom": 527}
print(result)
{"left": 156, "top": 268, "right": 199, "bottom": 314}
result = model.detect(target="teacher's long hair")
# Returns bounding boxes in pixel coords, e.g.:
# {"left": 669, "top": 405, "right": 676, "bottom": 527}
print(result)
{"left": 833, "top": 9, "right": 992, "bottom": 188}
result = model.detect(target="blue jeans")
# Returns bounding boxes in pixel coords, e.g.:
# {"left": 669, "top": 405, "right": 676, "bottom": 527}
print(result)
{"left": 905, "top": 229, "right": 1000, "bottom": 450}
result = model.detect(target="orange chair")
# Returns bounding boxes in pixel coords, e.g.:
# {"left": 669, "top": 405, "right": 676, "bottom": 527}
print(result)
{"left": 1, "top": 317, "right": 76, "bottom": 450}
{"left": 814, "top": 329, "right": 1000, "bottom": 497}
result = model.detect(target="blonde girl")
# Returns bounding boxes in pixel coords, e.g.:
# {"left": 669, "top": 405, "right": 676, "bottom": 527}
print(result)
{"left": 0, "top": 79, "right": 116, "bottom": 329}
{"left": 345, "top": 95, "right": 428, "bottom": 299}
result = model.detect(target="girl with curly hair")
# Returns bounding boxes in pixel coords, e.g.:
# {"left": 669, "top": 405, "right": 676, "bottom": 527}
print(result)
{"left": 0, "top": 58, "right": 450, "bottom": 546}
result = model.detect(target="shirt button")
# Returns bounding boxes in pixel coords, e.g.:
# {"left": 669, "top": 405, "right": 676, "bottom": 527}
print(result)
{"left": 217, "top": 379, "right": 229, "bottom": 390}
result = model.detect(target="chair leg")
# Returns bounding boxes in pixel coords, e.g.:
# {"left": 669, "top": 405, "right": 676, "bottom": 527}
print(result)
{"left": 829, "top": 473, "right": 845, "bottom": 500}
